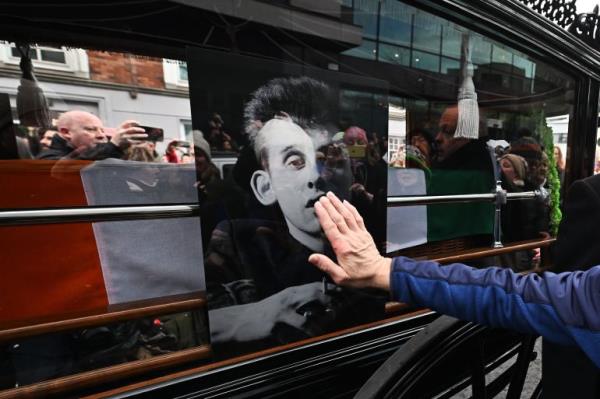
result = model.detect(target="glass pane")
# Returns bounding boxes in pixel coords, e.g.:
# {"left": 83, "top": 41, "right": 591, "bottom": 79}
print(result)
{"left": 0, "top": 45, "right": 200, "bottom": 209}
{"left": 441, "top": 56, "right": 460, "bottom": 74}
{"left": 353, "top": 0, "right": 378, "bottom": 40}
{"left": 379, "top": 0, "right": 412, "bottom": 46}
{"left": 492, "top": 44, "right": 512, "bottom": 64}
{"left": 342, "top": 39, "right": 377, "bottom": 60}
{"left": 413, "top": 11, "right": 442, "bottom": 53}
{"left": 441, "top": 23, "right": 461, "bottom": 59}
{"left": 10, "top": 46, "right": 37, "bottom": 60}
{"left": 379, "top": 43, "right": 410, "bottom": 66}
{"left": 0, "top": 41, "right": 211, "bottom": 389}
{"left": 471, "top": 35, "right": 493, "bottom": 65}
{"left": 40, "top": 49, "right": 66, "bottom": 63}
{"left": 179, "top": 63, "right": 188, "bottom": 81}
{"left": 513, "top": 53, "right": 535, "bottom": 79}
{"left": 412, "top": 50, "right": 439, "bottom": 72}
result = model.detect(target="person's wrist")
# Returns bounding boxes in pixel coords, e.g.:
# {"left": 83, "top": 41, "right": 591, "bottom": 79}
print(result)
{"left": 371, "top": 257, "right": 392, "bottom": 291}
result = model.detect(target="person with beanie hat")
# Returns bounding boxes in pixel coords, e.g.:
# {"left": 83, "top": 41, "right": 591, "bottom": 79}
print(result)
{"left": 191, "top": 130, "right": 219, "bottom": 183}
{"left": 499, "top": 153, "right": 528, "bottom": 187}
{"left": 508, "top": 137, "right": 548, "bottom": 188}
{"left": 192, "top": 129, "right": 212, "bottom": 161}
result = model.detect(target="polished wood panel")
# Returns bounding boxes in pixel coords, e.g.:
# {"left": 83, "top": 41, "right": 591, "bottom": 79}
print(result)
{"left": 431, "top": 236, "right": 555, "bottom": 265}
{"left": 0, "top": 292, "right": 205, "bottom": 343}
{"left": 0, "top": 345, "right": 211, "bottom": 399}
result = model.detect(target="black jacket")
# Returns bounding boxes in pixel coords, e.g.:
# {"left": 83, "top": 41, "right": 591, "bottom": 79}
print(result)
{"left": 434, "top": 138, "right": 495, "bottom": 175}
{"left": 36, "top": 135, "right": 123, "bottom": 160}
{"left": 204, "top": 218, "right": 386, "bottom": 356}
{"left": 544, "top": 174, "right": 600, "bottom": 398}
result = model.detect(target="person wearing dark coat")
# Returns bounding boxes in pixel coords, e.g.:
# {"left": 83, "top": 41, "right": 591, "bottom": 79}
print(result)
{"left": 543, "top": 173, "right": 600, "bottom": 398}
{"left": 433, "top": 105, "right": 495, "bottom": 175}
{"left": 38, "top": 133, "right": 124, "bottom": 161}
{"left": 36, "top": 110, "right": 144, "bottom": 161}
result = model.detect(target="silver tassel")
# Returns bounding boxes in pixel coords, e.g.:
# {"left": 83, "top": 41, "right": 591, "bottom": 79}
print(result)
{"left": 455, "top": 33, "right": 479, "bottom": 139}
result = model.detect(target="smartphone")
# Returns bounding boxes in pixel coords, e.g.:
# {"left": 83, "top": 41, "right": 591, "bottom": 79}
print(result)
{"left": 138, "top": 125, "right": 164, "bottom": 142}
{"left": 347, "top": 144, "right": 366, "bottom": 158}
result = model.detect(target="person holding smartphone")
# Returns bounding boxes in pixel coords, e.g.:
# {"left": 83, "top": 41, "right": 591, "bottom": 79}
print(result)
{"left": 37, "top": 110, "right": 147, "bottom": 161}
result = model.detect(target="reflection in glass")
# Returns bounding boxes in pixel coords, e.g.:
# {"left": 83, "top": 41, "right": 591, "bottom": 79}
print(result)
{"left": 413, "top": 12, "right": 442, "bottom": 53}
{"left": 1, "top": 310, "right": 208, "bottom": 388}
{"left": 342, "top": 39, "right": 377, "bottom": 60}
{"left": 353, "top": 0, "right": 379, "bottom": 40}
{"left": 379, "top": 1, "right": 412, "bottom": 46}
{"left": 412, "top": 50, "right": 439, "bottom": 72}
{"left": 379, "top": 43, "right": 410, "bottom": 66}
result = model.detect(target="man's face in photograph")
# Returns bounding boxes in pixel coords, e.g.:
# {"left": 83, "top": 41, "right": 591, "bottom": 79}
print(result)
{"left": 251, "top": 118, "right": 351, "bottom": 239}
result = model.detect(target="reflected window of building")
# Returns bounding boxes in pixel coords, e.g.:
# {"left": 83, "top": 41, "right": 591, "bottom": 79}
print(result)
{"left": 342, "top": 39, "right": 377, "bottom": 60}
{"left": 412, "top": 50, "right": 439, "bottom": 72}
{"left": 413, "top": 12, "right": 442, "bottom": 53}
{"left": 379, "top": 43, "right": 410, "bottom": 65}
{"left": 379, "top": 1, "right": 411, "bottom": 46}
{"left": 352, "top": 0, "right": 379, "bottom": 40}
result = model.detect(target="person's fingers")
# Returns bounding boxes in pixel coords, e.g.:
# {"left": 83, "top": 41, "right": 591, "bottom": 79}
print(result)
{"left": 326, "top": 192, "right": 358, "bottom": 231}
{"left": 308, "top": 254, "right": 348, "bottom": 285}
{"left": 125, "top": 133, "right": 149, "bottom": 140}
{"left": 314, "top": 201, "right": 341, "bottom": 241}
{"left": 342, "top": 199, "right": 366, "bottom": 231}
{"left": 119, "top": 119, "right": 140, "bottom": 129}
{"left": 318, "top": 195, "right": 349, "bottom": 234}
{"left": 122, "top": 127, "right": 146, "bottom": 135}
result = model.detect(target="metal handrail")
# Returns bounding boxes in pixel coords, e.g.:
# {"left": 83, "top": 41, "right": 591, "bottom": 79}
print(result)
{"left": 387, "top": 183, "right": 547, "bottom": 248}
{"left": 387, "top": 190, "right": 541, "bottom": 206}
{"left": 0, "top": 204, "right": 199, "bottom": 226}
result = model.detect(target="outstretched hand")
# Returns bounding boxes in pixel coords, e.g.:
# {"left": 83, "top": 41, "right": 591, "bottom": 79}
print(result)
{"left": 308, "top": 192, "right": 391, "bottom": 291}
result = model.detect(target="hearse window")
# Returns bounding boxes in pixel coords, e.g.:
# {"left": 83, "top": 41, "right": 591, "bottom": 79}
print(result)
{"left": 0, "top": 44, "right": 211, "bottom": 389}
{"left": 361, "top": 2, "right": 574, "bottom": 273}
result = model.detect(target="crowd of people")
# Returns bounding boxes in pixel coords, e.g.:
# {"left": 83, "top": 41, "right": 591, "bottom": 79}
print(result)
{"left": 10, "top": 109, "right": 243, "bottom": 169}
{"left": 388, "top": 105, "right": 561, "bottom": 271}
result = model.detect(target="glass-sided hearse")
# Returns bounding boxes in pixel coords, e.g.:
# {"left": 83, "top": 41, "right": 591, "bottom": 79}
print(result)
{"left": 0, "top": 0, "right": 599, "bottom": 397}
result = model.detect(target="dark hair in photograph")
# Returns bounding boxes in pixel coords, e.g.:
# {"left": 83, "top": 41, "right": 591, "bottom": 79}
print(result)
{"left": 244, "top": 76, "right": 336, "bottom": 141}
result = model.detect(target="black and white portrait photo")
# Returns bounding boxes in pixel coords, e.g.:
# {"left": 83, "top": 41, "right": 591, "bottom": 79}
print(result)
{"left": 187, "top": 50, "right": 388, "bottom": 357}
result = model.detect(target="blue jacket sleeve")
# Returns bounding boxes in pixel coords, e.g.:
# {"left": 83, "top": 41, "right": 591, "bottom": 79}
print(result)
{"left": 390, "top": 257, "right": 600, "bottom": 368}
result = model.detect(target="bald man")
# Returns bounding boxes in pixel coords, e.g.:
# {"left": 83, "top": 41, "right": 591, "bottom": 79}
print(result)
{"left": 433, "top": 105, "right": 493, "bottom": 173}
{"left": 37, "top": 110, "right": 146, "bottom": 160}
